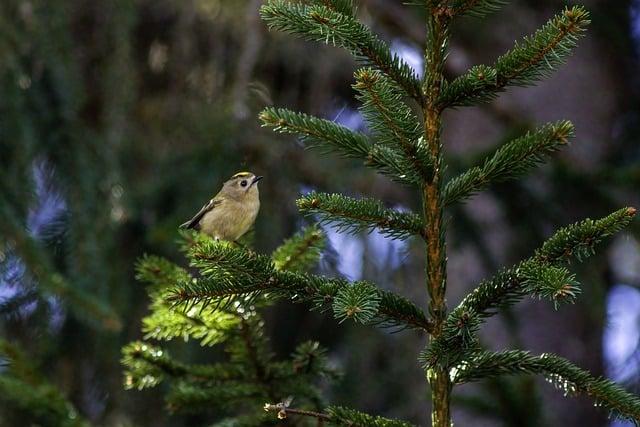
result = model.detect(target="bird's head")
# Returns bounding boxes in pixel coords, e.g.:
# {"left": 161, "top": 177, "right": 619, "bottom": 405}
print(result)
{"left": 221, "top": 171, "right": 263, "bottom": 199}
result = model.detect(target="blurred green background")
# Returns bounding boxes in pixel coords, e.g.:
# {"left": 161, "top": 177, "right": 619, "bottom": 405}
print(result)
{"left": 1, "top": 0, "right": 640, "bottom": 425}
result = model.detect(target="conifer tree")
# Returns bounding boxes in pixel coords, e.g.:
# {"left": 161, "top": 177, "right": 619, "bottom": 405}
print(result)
{"left": 124, "top": 1, "right": 640, "bottom": 426}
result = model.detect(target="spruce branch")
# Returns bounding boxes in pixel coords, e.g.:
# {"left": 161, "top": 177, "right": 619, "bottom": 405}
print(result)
{"left": 297, "top": 192, "right": 425, "bottom": 240}
{"left": 307, "top": 0, "right": 355, "bottom": 16}
{"left": 168, "top": 381, "right": 263, "bottom": 413}
{"left": 452, "top": 350, "right": 640, "bottom": 423}
{"left": 122, "top": 341, "right": 243, "bottom": 390}
{"left": 448, "top": 0, "right": 506, "bottom": 18}
{"left": 264, "top": 402, "right": 331, "bottom": 421}
{"left": 166, "top": 241, "right": 432, "bottom": 331}
{"left": 263, "top": 403, "right": 414, "bottom": 426}
{"left": 272, "top": 224, "right": 325, "bottom": 273}
{"left": 333, "top": 281, "right": 381, "bottom": 324}
{"left": 423, "top": 208, "right": 636, "bottom": 369}
{"left": 440, "top": 6, "right": 590, "bottom": 108}
{"left": 443, "top": 121, "right": 574, "bottom": 206}
{"left": 142, "top": 294, "right": 240, "bottom": 346}
{"left": 260, "top": 107, "right": 420, "bottom": 185}
{"left": 260, "top": 1, "right": 422, "bottom": 100}
{"left": 418, "top": 0, "right": 506, "bottom": 18}
{"left": 327, "top": 406, "right": 415, "bottom": 426}
{"left": 535, "top": 207, "right": 637, "bottom": 263}
{"left": 353, "top": 68, "right": 433, "bottom": 181}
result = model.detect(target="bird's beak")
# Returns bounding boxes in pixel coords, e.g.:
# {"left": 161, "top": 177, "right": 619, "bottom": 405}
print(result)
{"left": 251, "top": 176, "right": 263, "bottom": 186}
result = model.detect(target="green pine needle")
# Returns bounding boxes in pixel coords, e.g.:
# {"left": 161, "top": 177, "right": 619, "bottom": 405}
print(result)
{"left": 165, "top": 240, "right": 430, "bottom": 331}
{"left": 306, "top": 0, "right": 355, "bottom": 16}
{"left": 521, "top": 264, "right": 580, "bottom": 310}
{"left": 272, "top": 224, "right": 325, "bottom": 273}
{"left": 142, "top": 293, "right": 240, "bottom": 346}
{"left": 424, "top": 208, "right": 636, "bottom": 369}
{"left": 451, "top": 0, "right": 507, "bottom": 18}
{"left": 260, "top": 1, "right": 422, "bottom": 100}
{"left": 353, "top": 68, "right": 433, "bottom": 181}
{"left": 452, "top": 351, "right": 640, "bottom": 423}
{"left": 333, "top": 281, "right": 381, "bottom": 324}
{"left": 260, "top": 107, "right": 420, "bottom": 185}
{"left": 327, "top": 406, "right": 415, "bottom": 426}
{"left": 443, "top": 120, "right": 574, "bottom": 206}
{"left": 406, "top": 0, "right": 506, "bottom": 18}
{"left": 297, "top": 192, "right": 424, "bottom": 240}
{"left": 440, "top": 6, "right": 590, "bottom": 107}
{"left": 536, "top": 207, "right": 637, "bottom": 263}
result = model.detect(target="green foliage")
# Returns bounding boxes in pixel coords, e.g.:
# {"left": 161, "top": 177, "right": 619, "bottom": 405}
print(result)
{"left": 259, "top": 107, "right": 420, "bottom": 185}
{"left": 407, "top": 1, "right": 506, "bottom": 18}
{"left": 0, "top": 340, "right": 88, "bottom": 427}
{"left": 452, "top": 351, "right": 640, "bottom": 423}
{"left": 327, "top": 405, "right": 415, "bottom": 426}
{"left": 123, "top": 229, "right": 340, "bottom": 424}
{"left": 272, "top": 224, "right": 325, "bottom": 273}
{"left": 122, "top": 0, "right": 638, "bottom": 424}
{"left": 333, "top": 281, "right": 381, "bottom": 324}
{"left": 536, "top": 207, "right": 637, "bottom": 262}
{"left": 307, "top": 0, "right": 356, "bottom": 16}
{"left": 260, "top": 1, "right": 422, "bottom": 100}
{"left": 297, "top": 192, "right": 424, "bottom": 240}
{"left": 353, "top": 68, "right": 432, "bottom": 180}
{"left": 443, "top": 121, "right": 574, "bottom": 205}
{"left": 440, "top": 6, "right": 590, "bottom": 107}
{"left": 168, "top": 238, "right": 430, "bottom": 331}
{"left": 449, "top": 0, "right": 507, "bottom": 18}
{"left": 422, "top": 208, "right": 637, "bottom": 370}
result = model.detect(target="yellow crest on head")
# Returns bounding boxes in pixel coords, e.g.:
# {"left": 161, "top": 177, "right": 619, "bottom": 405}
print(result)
{"left": 231, "top": 171, "right": 252, "bottom": 179}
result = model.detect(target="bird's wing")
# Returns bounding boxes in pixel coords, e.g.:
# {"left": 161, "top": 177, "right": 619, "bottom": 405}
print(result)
{"left": 179, "top": 197, "right": 222, "bottom": 230}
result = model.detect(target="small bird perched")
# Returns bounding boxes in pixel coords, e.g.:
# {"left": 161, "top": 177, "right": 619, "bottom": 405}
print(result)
{"left": 180, "top": 171, "right": 262, "bottom": 241}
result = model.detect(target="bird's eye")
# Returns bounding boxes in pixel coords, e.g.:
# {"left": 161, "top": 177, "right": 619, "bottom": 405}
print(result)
{"left": 240, "top": 180, "right": 248, "bottom": 187}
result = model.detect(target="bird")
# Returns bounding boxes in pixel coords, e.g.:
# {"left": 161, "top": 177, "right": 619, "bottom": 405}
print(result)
{"left": 180, "top": 171, "right": 262, "bottom": 242}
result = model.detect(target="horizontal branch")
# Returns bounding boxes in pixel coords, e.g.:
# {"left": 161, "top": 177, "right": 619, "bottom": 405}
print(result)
{"left": 297, "top": 192, "right": 425, "bottom": 240}
{"left": 260, "top": 107, "right": 420, "bottom": 185}
{"left": 167, "top": 241, "right": 432, "bottom": 332}
{"left": 260, "top": 1, "right": 422, "bottom": 100}
{"left": 264, "top": 403, "right": 415, "bottom": 426}
{"left": 443, "top": 121, "right": 574, "bottom": 206}
{"left": 122, "top": 341, "right": 243, "bottom": 390}
{"left": 439, "top": 6, "right": 590, "bottom": 108}
{"left": 423, "top": 208, "right": 636, "bottom": 369}
{"left": 452, "top": 350, "right": 640, "bottom": 423}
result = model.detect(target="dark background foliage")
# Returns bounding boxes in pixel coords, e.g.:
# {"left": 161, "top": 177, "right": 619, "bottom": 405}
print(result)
{"left": 1, "top": 0, "right": 640, "bottom": 425}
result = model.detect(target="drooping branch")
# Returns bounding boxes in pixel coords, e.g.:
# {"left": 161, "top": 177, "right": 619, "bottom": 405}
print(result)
{"left": 452, "top": 350, "right": 640, "bottom": 423}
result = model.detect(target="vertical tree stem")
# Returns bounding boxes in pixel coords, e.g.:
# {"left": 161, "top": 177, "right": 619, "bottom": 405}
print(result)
{"left": 422, "top": 10, "right": 451, "bottom": 427}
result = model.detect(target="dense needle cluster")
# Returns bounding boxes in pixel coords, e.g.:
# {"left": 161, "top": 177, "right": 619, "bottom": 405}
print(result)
{"left": 122, "top": 1, "right": 640, "bottom": 426}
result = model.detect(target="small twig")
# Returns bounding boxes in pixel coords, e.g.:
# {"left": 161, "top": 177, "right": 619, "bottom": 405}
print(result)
{"left": 264, "top": 402, "right": 331, "bottom": 421}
